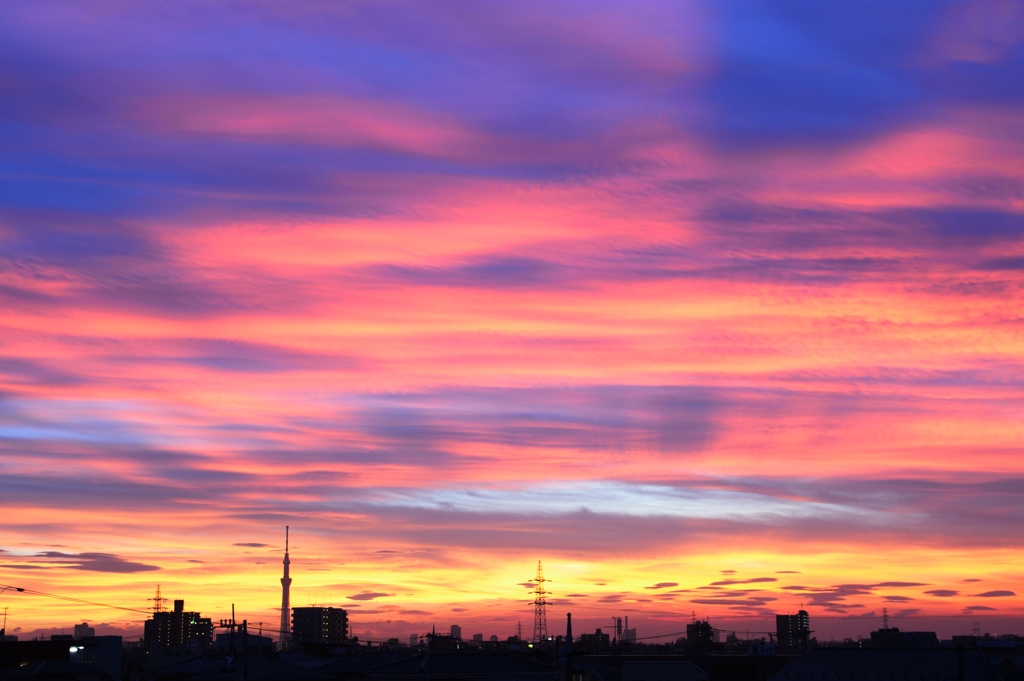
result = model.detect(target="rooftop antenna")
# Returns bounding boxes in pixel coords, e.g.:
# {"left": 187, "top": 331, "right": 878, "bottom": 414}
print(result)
{"left": 882, "top": 607, "right": 889, "bottom": 630}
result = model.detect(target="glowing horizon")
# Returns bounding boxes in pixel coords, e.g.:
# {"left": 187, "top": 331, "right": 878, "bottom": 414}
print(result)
{"left": 1, "top": 0, "right": 1022, "bottom": 644}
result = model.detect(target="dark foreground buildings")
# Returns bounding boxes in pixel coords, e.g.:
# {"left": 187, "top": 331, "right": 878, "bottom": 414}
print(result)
{"left": 769, "top": 647, "right": 1004, "bottom": 681}
{"left": 0, "top": 635, "right": 123, "bottom": 679}
{"left": 2, "top": 628, "right": 1024, "bottom": 681}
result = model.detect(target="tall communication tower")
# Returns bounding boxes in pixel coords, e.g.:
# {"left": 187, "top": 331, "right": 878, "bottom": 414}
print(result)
{"left": 280, "top": 526, "right": 292, "bottom": 644}
{"left": 531, "top": 560, "right": 550, "bottom": 642}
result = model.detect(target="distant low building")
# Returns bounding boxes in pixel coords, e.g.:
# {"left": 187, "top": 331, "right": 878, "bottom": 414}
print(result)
{"left": 292, "top": 606, "right": 348, "bottom": 646}
{"left": 143, "top": 600, "right": 213, "bottom": 650}
{"left": 950, "top": 634, "right": 1021, "bottom": 650}
{"left": 426, "top": 633, "right": 461, "bottom": 650}
{"left": 870, "top": 628, "right": 940, "bottom": 649}
{"left": 215, "top": 631, "right": 275, "bottom": 655}
{"left": 577, "top": 629, "right": 611, "bottom": 652}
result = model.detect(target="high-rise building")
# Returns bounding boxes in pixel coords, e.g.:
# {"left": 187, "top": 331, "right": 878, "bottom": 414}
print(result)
{"left": 143, "top": 600, "right": 213, "bottom": 650}
{"left": 291, "top": 606, "right": 348, "bottom": 646}
{"left": 686, "top": 620, "right": 714, "bottom": 648}
{"left": 73, "top": 622, "right": 95, "bottom": 639}
{"left": 776, "top": 610, "right": 810, "bottom": 650}
{"left": 279, "top": 526, "right": 292, "bottom": 645}
{"left": 450, "top": 624, "right": 462, "bottom": 640}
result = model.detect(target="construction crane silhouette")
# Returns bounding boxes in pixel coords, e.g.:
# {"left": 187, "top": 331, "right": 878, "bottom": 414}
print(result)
{"left": 611, "top": 617, "right": 623, "bottom": 638}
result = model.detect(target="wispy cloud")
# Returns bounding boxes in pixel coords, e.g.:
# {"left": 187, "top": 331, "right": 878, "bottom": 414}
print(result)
{"left": 0, "top": 0, "right": 1021, "bottom": 641}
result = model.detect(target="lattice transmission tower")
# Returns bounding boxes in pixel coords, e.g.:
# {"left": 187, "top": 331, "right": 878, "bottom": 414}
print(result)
{"left": 149, "top": 584, "right": 167, "bottom": 613}
{"left": 531, "top": 560, "right": 550, "bottom": 642}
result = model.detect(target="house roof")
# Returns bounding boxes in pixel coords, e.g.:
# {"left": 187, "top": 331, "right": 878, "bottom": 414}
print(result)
{"left": 138, "top": 654, "right": 334, "bottom": 680}
{"left": 369, "top": 651, "right": 559, "bottom": 678}
{"left": 0, "top": 660, "right": 115, "bottom": 681}
{"left": 769, "top": 648, "right": 1003, "bottom": 681}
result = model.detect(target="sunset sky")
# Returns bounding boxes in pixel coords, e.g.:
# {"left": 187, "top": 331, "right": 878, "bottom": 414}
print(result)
{"left": 1, "top": 1, "right": 1022, "bottom": 643}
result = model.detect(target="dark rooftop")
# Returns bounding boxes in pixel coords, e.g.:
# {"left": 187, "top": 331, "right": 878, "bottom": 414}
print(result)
{"left": 369, "top": 651, "right": 559, "bottom": 679}
{"left": 769, "top": 648, "right": 1003, "bottom": 681}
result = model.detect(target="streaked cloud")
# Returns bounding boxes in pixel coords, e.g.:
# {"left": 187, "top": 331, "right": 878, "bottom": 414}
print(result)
{"left": 0, "top": 0, "right": 1021, "bottom": 641}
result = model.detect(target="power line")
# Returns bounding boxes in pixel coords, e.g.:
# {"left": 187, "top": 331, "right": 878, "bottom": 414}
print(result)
{"left": 0, "top": 584, "right": 151, "bottom": 616}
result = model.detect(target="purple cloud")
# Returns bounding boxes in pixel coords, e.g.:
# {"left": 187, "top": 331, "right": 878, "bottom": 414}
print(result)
{"left": 347, "top": 592, "right": 393, "bottom": 601}
{"left": 710, "top": 577, "right": 777, "bottom": 586}
{"left": 26, "top": 551, "right": 158, "bottom": 573}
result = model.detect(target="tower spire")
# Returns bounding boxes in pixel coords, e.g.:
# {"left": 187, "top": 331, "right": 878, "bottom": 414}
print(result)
{"left": 565, "top": 613, "right": 573, "bottom": 681}
{"left": 280, "top": 526, "right": 291, "bottom": 645}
